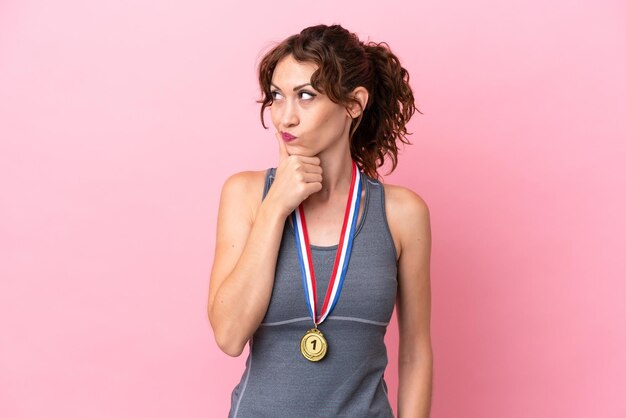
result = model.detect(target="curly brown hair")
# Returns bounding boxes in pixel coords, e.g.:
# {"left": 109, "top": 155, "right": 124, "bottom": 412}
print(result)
{"left": 256, "top": 24, "right": 421, "bottom": 180}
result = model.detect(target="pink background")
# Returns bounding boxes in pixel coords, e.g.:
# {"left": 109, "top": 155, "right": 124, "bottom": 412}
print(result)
{"left": 1, "top": 0, "right": 625, "bottom": 417}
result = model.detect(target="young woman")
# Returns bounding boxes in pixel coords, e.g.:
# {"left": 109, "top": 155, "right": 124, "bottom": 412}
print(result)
{"left": 208, "top": 24, "right": 432, "bottom": 417}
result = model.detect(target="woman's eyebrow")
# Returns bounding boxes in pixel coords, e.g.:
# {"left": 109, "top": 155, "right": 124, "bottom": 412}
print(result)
{"left": 270, "top": 82, "right": 312, "bottom": 91}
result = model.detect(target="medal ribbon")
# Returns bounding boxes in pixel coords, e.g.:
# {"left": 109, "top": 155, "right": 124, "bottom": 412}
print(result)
{"left": 292, "top": 160, "right": 363, "bottom": 325}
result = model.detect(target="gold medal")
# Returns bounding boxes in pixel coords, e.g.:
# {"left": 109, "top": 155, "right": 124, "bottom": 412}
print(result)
{"left": 300, "top": 327, "right": 327, "bottom": 362}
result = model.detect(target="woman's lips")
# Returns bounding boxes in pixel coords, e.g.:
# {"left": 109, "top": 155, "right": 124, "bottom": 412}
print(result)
{"left": 281, "top": 132, "right": 297, "bottom": 142}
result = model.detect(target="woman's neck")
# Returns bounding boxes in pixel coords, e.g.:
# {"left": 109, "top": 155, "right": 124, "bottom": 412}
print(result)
{"left": 306, "top": 144, "right": 353, "bottom": 205}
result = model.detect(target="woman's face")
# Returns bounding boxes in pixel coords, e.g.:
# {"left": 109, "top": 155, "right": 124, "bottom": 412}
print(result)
{"left": 270, "top": 54, "right": 352, "bottom": 157}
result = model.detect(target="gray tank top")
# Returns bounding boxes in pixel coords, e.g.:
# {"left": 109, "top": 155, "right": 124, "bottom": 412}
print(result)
{"left": 228, "top": 167, "right": 398, "bottom": 418}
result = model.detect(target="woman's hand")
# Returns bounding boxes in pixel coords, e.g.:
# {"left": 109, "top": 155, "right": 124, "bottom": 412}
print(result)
{"left": 266, "top": 131, "right": 323, "bottom": 217}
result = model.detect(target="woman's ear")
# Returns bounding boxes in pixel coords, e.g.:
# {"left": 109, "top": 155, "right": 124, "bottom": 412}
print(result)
{"left": 346, "top": 86, "right": 369, "bottom": 119}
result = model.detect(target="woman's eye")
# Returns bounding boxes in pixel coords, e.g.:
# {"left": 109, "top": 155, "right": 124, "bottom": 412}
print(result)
{"left": 300, "top": 91, "right": 316, "bottom": 100}
{"left": 270, "top": 90, "right": 283, "bottom": 100}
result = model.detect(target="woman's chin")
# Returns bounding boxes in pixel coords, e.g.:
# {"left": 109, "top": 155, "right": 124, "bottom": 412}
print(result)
{"left": 286, "top": 145, "right": 318, "bottom": 157}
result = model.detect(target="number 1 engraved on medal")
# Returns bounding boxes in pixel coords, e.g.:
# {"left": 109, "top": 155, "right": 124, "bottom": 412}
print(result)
{"left": 300, "top": 328, "right": 328, "bottom": 362}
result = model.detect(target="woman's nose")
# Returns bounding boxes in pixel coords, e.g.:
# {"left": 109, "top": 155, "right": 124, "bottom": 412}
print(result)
{"left": 281, "top": 99, "right": 299, "bottom": 127}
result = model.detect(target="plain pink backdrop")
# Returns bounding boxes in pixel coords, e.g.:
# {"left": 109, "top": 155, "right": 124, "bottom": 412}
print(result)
{"left": 1, "top": 0, "right": 625, "bottom": 417}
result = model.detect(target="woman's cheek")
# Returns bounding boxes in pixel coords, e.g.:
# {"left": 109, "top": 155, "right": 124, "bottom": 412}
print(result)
{"left": 269, "top": 106, "right": 280, "bottom": 126}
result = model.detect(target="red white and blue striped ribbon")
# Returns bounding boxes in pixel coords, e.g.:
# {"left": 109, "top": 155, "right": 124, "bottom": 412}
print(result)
{"left": 291, "top": 160, "right": 363, "bottom": 325}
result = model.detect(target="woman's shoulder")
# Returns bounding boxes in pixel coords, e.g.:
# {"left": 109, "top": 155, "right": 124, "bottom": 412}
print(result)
{"left": 219, "top": 169, "right": 268, "bottom": 211}
{"left": 380, "top": 181, "right": 430, "bottom": 257}
{"left": 380, "top": 181, "right": 429, "bottom": 214}
{"left": 222, "top": 168, "right": 268, "bottom": 188}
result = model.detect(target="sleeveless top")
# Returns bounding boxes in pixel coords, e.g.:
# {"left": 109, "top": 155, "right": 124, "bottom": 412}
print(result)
{"left": 228, "top": 167, "right": 398, "bottom": 418}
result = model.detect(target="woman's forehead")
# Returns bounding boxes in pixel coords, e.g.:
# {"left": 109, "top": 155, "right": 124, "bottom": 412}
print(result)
{"left": 272, "top": 55, "right": 318, "bottom": 86}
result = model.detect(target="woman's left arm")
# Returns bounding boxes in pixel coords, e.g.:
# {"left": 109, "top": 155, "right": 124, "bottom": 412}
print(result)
{"left": 389, "top": 186, "right": 433, "bottom": 418}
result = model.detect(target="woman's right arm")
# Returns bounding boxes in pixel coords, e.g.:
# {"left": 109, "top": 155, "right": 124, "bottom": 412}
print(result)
{"left": 208, "top": 134, "right": 323, "bottom": 356}
{"left": 207, "top": 170, "right": 288, "bottom": 357}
